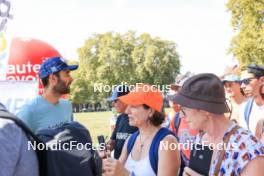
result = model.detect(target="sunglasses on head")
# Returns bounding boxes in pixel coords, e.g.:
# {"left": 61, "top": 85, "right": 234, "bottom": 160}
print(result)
{"left": 240, "top": 78, "right": 256, "bottom": 85}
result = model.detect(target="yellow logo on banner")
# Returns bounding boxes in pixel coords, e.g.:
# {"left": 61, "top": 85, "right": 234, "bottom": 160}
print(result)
{"left": 0, "top": 32, "right": 8, "bottom": 80}
{"left": 0, "top": 32, "right": 7, "bottom": 52}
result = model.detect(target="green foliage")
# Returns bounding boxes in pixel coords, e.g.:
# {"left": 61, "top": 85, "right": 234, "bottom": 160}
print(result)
{"left": 70, "top": 31, "right": 180, "bottom": 104}
{"left": 227, "top": 0, "right": 264, "bottom": 67}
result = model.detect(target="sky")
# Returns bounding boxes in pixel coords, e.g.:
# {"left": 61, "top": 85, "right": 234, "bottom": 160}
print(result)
{"left": 7, "top": 0, "right": 238, "bottom": 75}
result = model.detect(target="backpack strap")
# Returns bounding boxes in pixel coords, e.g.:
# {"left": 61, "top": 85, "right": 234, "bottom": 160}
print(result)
{"left": 127, "top": 128, "right": 174, "bottom": 174}
{"left": 244, "top": 98, "right": 254, "bottom": 130}
{"left": 0, "top": 111, "right": 41, "bottom": 142}
{"left": 173, "top": 112, "right": 181, "bottom": 138}
{"left": 0, "top": 110, "right": 47, "bottom": 176}
{"left": 127, "top": 130, "right": 140, "bottom": 155}
{"left": 149, "top": 128, "right": 175, "bottom": 174}
{"left": 214, "top": 125, "right": 240, "bottom": 175}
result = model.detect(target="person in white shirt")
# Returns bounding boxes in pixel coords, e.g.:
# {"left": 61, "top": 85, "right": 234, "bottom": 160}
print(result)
{"left": 240, "top": 64, "right": 264, "bottom": 135}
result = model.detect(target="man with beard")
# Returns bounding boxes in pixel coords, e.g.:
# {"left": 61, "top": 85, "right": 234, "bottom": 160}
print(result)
{"left": 17, "top": 57, "right": 78, "bottom": 133}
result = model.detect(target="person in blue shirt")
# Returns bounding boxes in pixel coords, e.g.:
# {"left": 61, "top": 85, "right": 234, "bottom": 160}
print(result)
{"left": 17, "top": 56, "right": 78, "bottom": 133}
{"left": 107, "top": 85, "right": 138, "bottom": 159}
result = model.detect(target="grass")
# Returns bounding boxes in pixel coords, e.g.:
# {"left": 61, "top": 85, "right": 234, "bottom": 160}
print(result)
{"left": 74, "top": 111, "right": 112, "bottom": 142}
{"left": 74, "top": 108, "right": 172, "bottom": 143}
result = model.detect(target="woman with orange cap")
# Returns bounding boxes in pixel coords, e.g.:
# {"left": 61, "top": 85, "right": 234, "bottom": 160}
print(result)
{"left": 102, "top": 84, "right": 180, "bottom": 176}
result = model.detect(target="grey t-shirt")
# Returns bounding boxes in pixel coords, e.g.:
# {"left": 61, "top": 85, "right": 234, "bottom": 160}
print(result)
{"left": 0, "top": 118, "right": 39, "bottom": 176}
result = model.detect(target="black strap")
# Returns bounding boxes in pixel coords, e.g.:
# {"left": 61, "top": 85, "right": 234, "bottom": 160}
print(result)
{"left": 0, "top": 111, "right": 40, "bottom": 141}
{"left": 174, "top": 112, "right": 181, "bottom": 137}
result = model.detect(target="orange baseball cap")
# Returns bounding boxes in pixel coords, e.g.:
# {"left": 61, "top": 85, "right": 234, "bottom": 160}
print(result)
{"left": 119, "top": 83, "right": 163, "bottom": 112}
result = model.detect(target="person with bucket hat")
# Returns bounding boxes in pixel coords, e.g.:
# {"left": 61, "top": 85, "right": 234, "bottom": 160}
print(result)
{"left": 172, "top": 73, "right": 264, "bottom": 176}
{"left": 103, "top": 84, "right": 180, "bottom": 176}
{"left": 239, "top": 64, "right": 264, "bottom": 135}
{"left": 17, "top": 56, "right": 78, "bottom": 133}
{"left": 221, "top": 74, "right": 246, "bottom": 123}
{"left": 107, "top": 85, "right": 138, "bottom": 159}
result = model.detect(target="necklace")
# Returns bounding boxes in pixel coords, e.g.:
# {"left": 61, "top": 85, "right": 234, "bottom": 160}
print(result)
{"left": 139, "top": 132, "right": 152, "bottom": 151}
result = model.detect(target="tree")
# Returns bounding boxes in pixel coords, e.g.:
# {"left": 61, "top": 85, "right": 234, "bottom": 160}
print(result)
{"left": 70, "top": 31, "right": 180, "bottom": 104}
{"left": 131, "top": 33, "right": 180, "bottom": 85}
{"left": 227, "top": 0, "right": 264, "bottom": 67}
